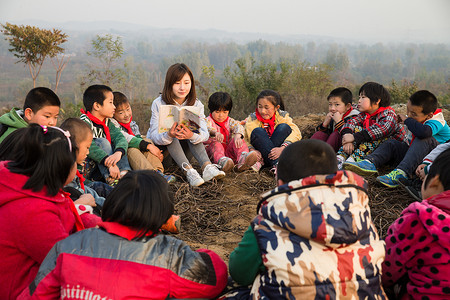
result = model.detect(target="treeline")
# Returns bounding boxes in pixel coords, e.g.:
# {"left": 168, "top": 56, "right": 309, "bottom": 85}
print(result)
{"left": 0, "top": 31, "right": 449, "bottom": 122}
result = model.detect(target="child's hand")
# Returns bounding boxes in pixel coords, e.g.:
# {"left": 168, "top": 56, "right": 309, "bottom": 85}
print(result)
{"left": 342, "top": 133, "right": 354, "bottom": 145}
{"left": 398, "top": 114, "right": 407, "bottom": 124}
{"left": 168, "top": 122, "right": 178, "bottom": 138}
{"left": 233, "top": 134, "right": 243, "bottom": 148}
{"left": 215, "top": 132, "right": 224, "bottom": 143}
{"left": 109, "top": 165, "right": 121, "bottom": 179}
{"left": 331, "top": 111, "right": 343, "bottom": 123}
{"left": 323, "top": 113, "right": 333, "bottom": 127}
{"left": 148, "top": 144, "right": 164, "bottom": 162}
{"left": 74, "top": 194, "right": 96, "bottom": 207}
{"left": 343, "top": 142, "right": 354, "bottom": 155}
{"left": 105, "top": 152, "right": 122, "bottom": 167}
{"left": 416, "top": 163, "right": 426, "bottom": 180}
{"left": 175, "top": 124, "right": 194, "bottom": 140}
{"left": 268, "top": 147, "right": 284, "bottom": 160}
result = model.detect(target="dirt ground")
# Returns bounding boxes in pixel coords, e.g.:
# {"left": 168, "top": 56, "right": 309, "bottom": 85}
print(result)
{"left": 170, "top": 105, "right": 450, "bottom": 263}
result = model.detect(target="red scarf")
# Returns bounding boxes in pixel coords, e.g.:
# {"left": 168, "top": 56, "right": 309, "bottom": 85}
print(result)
{"left": 80, "top": 109, "right": 111, "bottom": 143}
{"left": 76, "top": 170, "right": 85, "bottom": 191}
{"left": 362, "top": 106, "right": 391, "bottom": 129}
{"left": 98, "top": 221, "right": 154, "bottom": 240}
{"left": 255, "top": 109, "right": 276, "bottom": 137}
{"left": 117, "top": 117, "right": 134, "bottom": 136}
{"left": 66, "top": 192, "right": 85, "bottom": 232}
{"left": 210, "top": 114, "right": 229, "bottom": 146}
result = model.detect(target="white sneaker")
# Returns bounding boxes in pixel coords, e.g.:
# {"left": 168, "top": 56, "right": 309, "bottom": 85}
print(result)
{"left": 182, "top": 163, "right": 204, "bottom": 187}
{"left": 202, "top": 163, "right": 226, "bottom": 182}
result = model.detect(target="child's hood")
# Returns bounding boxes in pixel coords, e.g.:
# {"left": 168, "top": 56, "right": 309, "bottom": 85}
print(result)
{"left": 0, "top": 161, "right": 67, "bottom": 207}
{"left": 0, "top": 107, "right": 28, "bottom": 128}
{"left": 256, "top": 171, "right": 377, "bottom": 248}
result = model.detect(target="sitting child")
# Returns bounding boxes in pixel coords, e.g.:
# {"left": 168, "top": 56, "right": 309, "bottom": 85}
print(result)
{"left": 243, "top": 89, "right": 301, "bottom": 173}
{"left": 337, "top": 82, "right": 407, "bottom": 168}
{"left": 226, "top": 140, "right": 386, "bottom": 298}
{"left": 205, "top": 92, "right": 258, "bottom": 172}
{"left": 80, "top": 84, "right": 131, "bottom": 185}
{"left": 0, "top": 87, "right": 60, "bottom": 143}
{"left": 0, "top": 125, "right": 84, "bottom": 299}
{"left": 344, "top": 90, "right": 450, "bottom": 188}
{"left": 112, "top": 91, "right": 175, "bottom": 183}
{"left": 311, "top": 87, "right": 359, "bottom": 152}
{"left": 382, "top": 148, "right": 450, "bottom": 299}
{"left": 29, "top": 170, "right": 227, "bottom": 299}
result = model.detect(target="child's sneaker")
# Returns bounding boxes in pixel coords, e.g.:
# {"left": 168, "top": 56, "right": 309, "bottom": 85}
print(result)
{"left": 182, "top": 163, "right": 204, "bottom": 187}
{"left": 218, "top": 156, "right": 234, "bottom": 173}
{"left": 236, "top": 151, "right": 258, "bottom": 172}
{"left": 377, "top": 169, "right": 407, "bottom": 188}
{"left": 343, "top": 159, "right": 378, "bottom": 176}
{"left": 105, "top": 176, "right": 119, "bottom": 187}
{"left": 202, "top": 163, "right": 226, "bottom": 182}
{"left": 251, "top": 161, "right": 262, "bottom": 172}
{"left": 398, "top": 178, "right": 422, "bottom": 201}
{"left": 156, "top": 169, "right": 176, "bottom": 183}
{"left": 161, "top": 215, "right": 181, "bottom": 234}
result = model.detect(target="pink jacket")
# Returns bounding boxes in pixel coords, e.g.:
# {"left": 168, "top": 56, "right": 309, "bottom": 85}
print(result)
{"left": 382, "top": 190, "right": 450, "bottom": 299}
{"left": 0, "top": 161, "right": 78, "bottom": 299}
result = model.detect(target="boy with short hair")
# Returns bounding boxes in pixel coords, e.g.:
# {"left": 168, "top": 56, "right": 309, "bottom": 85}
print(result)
{"left": 311, "top": 87, "right": 359, "bottom": 152}
{"left": 226, "top": 140, "right": 386, "bottom": 298}
{"left": 382, "top": 148, "right": 450, "bottom": 299}
{"left": 80, "top": 85, "right": 131, "bottom": 185}
{"left": 0, "top": 87, "right": 60, "bottom": 143}
{"left": 344, "top": 90, "right": 450, "bottom": 187}
{"left": 111, "top": 91, "right": 175, "bottom": 183}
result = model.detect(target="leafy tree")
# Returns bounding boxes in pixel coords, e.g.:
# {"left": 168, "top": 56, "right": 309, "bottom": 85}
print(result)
{"left": 388, "top": 79, "right": 418, "bottom": 103}
{"left": 1, "top": 22, "right": 68, "bottom": 88}
{"left": 83, "top": 34, "right": 124, "bottom": 87}
{"left": 51, "top": 53, "right": 73, "bottom": 92}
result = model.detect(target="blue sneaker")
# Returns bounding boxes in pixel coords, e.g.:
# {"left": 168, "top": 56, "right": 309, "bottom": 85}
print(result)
{"left": 156, "top": 170, "right": 176, "bottom": 184}
{"left": 376, "top": 169, "right": 407, "bottom": 188}
{"left": 343, "top": 159, "right": 377, "bottom": 176}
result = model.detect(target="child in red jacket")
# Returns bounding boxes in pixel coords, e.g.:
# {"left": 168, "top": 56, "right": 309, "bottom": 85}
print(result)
{"left": 382, "top": 148, "right": 450, "bottom": 299}
{"left": 0, "top": 124, "right": 83, "bottom": 300}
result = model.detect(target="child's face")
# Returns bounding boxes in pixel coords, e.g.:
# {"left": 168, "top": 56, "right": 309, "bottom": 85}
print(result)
{"left": 96, "top": 91, "right": 115, "bottom": 119}
{"left": 172, "top": 73, "right": 192, "bottom": 103}
{"left": 76, "top": 133, "right": 93, "bottom": 165}
{"left": 257, "top": 98, "right": 279, "bottom": 120}
{"left": 357, "top": 93, "right": 380, "bottom": 114}
{"left": 114, "top": 103, "right": 133, "bottom": 124}
{"left": 211, "top": 109, "right": 229, "bottom": 123}
{"left": 407, "top": 100, "right": 431, "bottom": 123}
{"left": 328, "top": 97, "right": 351, "bottom": 115}
{"left": 24, "top": 105, "right": 59, "bottom": 127}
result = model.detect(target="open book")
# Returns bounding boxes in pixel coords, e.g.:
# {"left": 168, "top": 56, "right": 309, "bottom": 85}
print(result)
{"left": 158, "top": 105, "right": 201, "bottom": 134}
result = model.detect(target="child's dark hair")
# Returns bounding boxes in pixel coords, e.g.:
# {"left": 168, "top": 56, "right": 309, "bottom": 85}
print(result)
{"left": 277, "top": 140, "right": 337, "bottom": 183}
{"left": 0, "top": 124, "right": 77, "bottom": 196}
{"left": 162, "top": 63, "right": 196, "bottom": 106}
{"left": 409, "top": 90, "right": 438, "bottom": 115}
{"left": 60, "top": 118, "right": 92, "bottom": 146}
{"left": 83, "top": 85, "right": 113, "bottom": 112}
{"left": 256, "top": 89, "right": 285, "bottom": 111}
{"left": 208, "top": 92, "right": 233, "bottom": 113}
{"left": 23, "top": 87, "right": 61, "bottom": 112}
{"left": 359, "top": 82, "right": 391, "bottom": 107}
{"left": 328, "top": 87, "right": 353, "bottom": 105}
{"left": 113, "top": 91, "right": 130, "bottom": 108}
{"left": 102, "top": 170, "right": 174, "bottom": 238}
{"left": 424, "top": 148, "right": 450, "bottom": 191}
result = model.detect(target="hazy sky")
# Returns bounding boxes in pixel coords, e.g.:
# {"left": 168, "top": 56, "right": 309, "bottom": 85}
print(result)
{"left": 1, "top": 0, "right": 449, "bottom": 43}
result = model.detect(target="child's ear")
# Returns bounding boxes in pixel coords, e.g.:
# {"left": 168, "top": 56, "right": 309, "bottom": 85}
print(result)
{"left": 23, "top": 108, "right": 34, "bottom": 122}
{"left": 425, "top": 112, "right": 434, "bottom": 121}
{"left": 276, "top": 105, "right": 280, "bottom": 111}
{"left": 277, "top": 179, "right": 284, "bottom": 186}
{"left": 345, "top": 103, "right": 352, "bottom": 111}
{"left": 92, "top": 102, "right": 101, "bottom": 111}
{"left": 375, "top": 99, "right": 381, "bottom": 106}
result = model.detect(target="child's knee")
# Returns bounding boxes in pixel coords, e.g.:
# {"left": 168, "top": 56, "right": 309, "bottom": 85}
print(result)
{"left": 94, "top": 138, "right": 113, "bottom": 154}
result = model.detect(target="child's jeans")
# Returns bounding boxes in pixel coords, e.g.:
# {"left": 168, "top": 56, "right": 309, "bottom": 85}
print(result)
{"left": 205, "top": 139, "right": 250, "bottom": 164}
{"left": 250, "top": 123, "right": 292, "bottom": 167}
{"left": 310, "top": 131, "right": 342, "bottom": 152}
{"left": 94, "top": 138, "right": 131, "bottom": 179}
{"left": 127, "top": 139, "right": 164, "bottom": 172}
{"left": 366, "top": 137, "right": 438, "bottom": 176}
{"left": 167, "top": 138, "right": 210, "bottom": 168}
